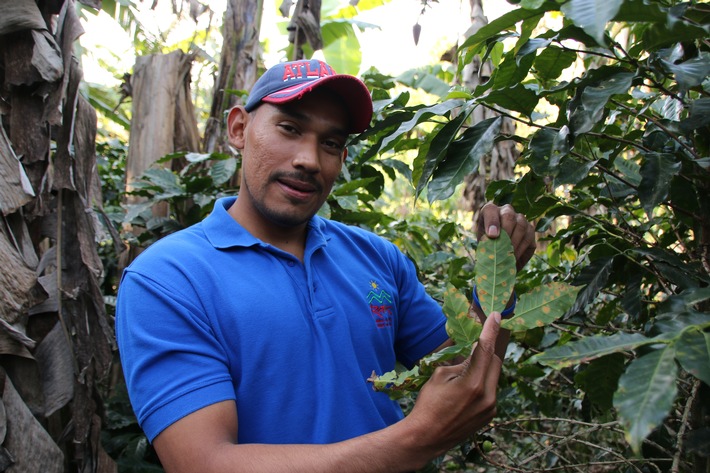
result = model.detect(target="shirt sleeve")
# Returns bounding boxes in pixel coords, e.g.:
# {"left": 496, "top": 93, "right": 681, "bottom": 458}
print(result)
{"left": 391, "top": 247, "right": 449, "bottom": 368}
{"left": 115, "top": 268, "right": 235, "bottom": 442}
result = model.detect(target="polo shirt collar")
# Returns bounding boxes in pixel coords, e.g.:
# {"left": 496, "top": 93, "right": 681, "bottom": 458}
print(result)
{"left": 203, "top": 196, "right": 329, "bottom": 250}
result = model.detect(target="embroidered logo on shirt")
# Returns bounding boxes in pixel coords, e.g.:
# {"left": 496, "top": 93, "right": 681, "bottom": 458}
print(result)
{"left": 367, "top": 280, "right": 393, "bottom": 328}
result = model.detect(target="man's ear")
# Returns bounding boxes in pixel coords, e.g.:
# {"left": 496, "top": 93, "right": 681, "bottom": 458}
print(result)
{"left": 227, "top": 106, "right": 249, "bottom": 149}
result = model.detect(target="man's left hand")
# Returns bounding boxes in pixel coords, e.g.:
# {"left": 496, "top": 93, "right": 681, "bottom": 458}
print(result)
{"left": 476, "top": 203, "right": 536, "bottom": 272}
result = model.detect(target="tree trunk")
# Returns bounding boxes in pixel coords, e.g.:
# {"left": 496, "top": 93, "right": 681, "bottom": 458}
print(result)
{"left": 0, "top": 1, "right": 116, "bottom": 471}
{"left": 202, "top": 0, "right": 263, "bottom": 155}
{"left": 126, "top": 50, "right": 201, "bottom": 194}
{"left": 460, "top": 0, "right": 518, "bottom": 219}
{"left": 288, "top": 0, "right": 322, "bottom": 60}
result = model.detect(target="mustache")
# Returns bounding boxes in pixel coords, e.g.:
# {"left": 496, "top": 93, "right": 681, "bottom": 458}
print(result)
{"left": 270, "top": 171, "right": 324, "bottom": 193}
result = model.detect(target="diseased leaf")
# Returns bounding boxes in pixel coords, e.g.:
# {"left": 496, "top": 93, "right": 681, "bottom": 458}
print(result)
{"left": 475, "top": 232, "right": 516, "bottom": 314}
{"left": 502, "top": 282, "right": 581, "bottom": 332}
{"left": 614, "top": 346, "right": 678, "bottom": 454}
{"left": 444, "top": 286, "right": 481, "bottom": 346}
{"left": 532, "top": 332, "right": 652, "bottom": 368}
{"left": 421, "top": 342, "right": 472, "bottom": 374}
{"left": 676, "top": 329, "right": 710, "bottom": 386}
{"left": 367, "top": 366, "right": 427, "bottom": 400}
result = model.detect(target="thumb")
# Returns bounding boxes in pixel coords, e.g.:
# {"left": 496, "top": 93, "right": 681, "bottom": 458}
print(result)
{"left": 465, "top": 312, "right": 501, "bottom": 377}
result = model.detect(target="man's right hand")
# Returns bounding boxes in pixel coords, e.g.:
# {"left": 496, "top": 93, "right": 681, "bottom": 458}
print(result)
{"left": 400, "top": 311, "right": 503, "bottom": 463}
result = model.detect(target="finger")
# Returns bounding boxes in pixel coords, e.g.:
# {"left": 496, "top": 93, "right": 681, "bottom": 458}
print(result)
{"left": 476, "top": 203, "right": 501, "bottom": 240}
{"left": 510, "top": 219, "right": 535, "bottom": 263}
{"left": 508, "top": 213, "right": 529, "bottom": 254}
{"left": 517, "top": 224, "right": 537, "bottom": 270}
{"left": 464, "top": 312, "right": 501, "bottom": 381}
{"left": 484, "top": 352, "right": 504, "bottom": 396}
{"left": 498, "top": 205, "right": 518, "bottom": 239}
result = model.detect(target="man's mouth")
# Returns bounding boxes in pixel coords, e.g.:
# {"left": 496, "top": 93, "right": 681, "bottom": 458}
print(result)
{"left": 274, "top": 174, "right": 323, "bottom": 200}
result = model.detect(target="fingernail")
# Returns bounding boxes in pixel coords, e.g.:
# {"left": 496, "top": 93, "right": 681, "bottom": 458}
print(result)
{"left": 492, "top": 312, "right": 501, "bottom": 324}
{"left": 488, "top": 225, "right": 499, "bottom": 237}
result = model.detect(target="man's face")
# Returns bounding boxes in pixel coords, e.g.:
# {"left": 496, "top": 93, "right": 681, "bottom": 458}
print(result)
{"left": 230, "top": 89, "right": 350, "bottom": 230}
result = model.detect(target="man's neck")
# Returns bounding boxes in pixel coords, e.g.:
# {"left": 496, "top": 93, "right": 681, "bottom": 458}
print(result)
{"left": 227, "top": 199, "right": 308, "bottom": 261}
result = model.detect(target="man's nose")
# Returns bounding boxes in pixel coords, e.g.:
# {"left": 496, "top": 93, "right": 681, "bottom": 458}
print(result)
{"left": 291, "top": 137, "right": 321, "bottom": 173}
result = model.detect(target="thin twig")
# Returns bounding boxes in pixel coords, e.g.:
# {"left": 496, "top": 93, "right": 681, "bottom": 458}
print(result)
{"left": 611, "top": 99, "right": 700, "bottom": 160}
{"left": 671, "top": 378, "right": 701, "bottom": 473}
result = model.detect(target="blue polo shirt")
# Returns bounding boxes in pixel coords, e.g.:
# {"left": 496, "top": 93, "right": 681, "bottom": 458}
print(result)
{"left": 116, "top": 196, "right": 448, "bottom": 443}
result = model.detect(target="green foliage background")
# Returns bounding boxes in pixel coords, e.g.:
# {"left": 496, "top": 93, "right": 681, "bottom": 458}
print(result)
{"left": 89, "top": 0, "right": 709, "bottom": 471}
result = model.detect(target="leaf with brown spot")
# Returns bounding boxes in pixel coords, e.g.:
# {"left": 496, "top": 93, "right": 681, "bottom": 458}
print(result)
{"left": 475, "top": 232, "right": 516, "bottom": 314}
{"left": 502, "top": 282, "right": 580, "bottom": 332}
{"left": 444, "top": 286, "right": 482, "bottom": 346}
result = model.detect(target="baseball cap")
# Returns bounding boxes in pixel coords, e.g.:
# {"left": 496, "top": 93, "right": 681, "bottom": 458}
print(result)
{"left": 244, "top": 59, "right": 373, "bottom": 134}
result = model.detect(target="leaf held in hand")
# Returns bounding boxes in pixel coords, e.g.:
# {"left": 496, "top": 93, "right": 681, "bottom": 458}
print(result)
{"left": 502, "top": 283, "right": 581, "bottom": 332}
{"left": 475, "top": 232, "right": 516, "bottom": 314}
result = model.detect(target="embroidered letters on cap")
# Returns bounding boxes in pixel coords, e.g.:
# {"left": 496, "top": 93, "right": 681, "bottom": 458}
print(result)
{"left": 282, "top": 61, "right": 336, "bottom": 81}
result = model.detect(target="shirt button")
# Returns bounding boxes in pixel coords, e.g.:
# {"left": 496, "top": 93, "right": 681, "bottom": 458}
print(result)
{"left": 287, "top": 261, "right": 295, "bottom": 267}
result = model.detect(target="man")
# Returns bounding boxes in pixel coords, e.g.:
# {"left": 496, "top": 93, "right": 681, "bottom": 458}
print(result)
{"left": 116, "top": 59, "right": 536, "bottom": 472}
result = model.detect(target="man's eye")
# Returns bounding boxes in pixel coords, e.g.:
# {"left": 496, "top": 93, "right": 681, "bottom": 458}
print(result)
{"left": 323, "top": 139, "right": 344, "bottom": 150}
{"left": 279, "top": 123, "right": 299, "bottom": 134}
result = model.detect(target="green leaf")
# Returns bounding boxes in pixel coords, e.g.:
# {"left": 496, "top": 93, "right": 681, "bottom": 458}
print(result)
{"left": 662, "top": 52, "right": 710, "bottom": 90}
{"left": 427, "top": 117, "right": 502, "bottom": 203}
{"left": 501, "top": 282, "right": 581, "bottom": 332}
{"left": 642, "top": 18, "right": 710, "bottom": 52}
{"left": 612, "top": 0, "right": 666, "bottom": 22}
{"left": 516, "top": 37, "right": 551, "bottom": 59}
{"left": 367, "top": 366, "right": 427, "bottom": 400}
{"left": 396, "top": 68, "right": 452, "bottom": 98}
{"left": 680, "top": 98, "right": 710, "bottom": 133}
{"left": 444, "top": 286, "right": 481, "bottom": 346}
{"left": 527, "top": 127, "right": 557, "bottom": 175}
{"left": 568, "top": 71, "right": 634, "bottom": 135}
{"left": 474, "top": 232, "right": 516, "bottom": 314}
{"left": 321, "top": 20, "right": 362, "bottom": 75}
{"left": 554, "top": 156, "right": 597, "bottom": 186}
{"left": 493, "top": 52, "right": 536, "bottom": 89}
{"left": 638, "top": 152, "right": 681, "bottom": 217}
{"left": 560, "top": 0, "right": 622, "bottom": 45}
{"left": 209, "top": 157, "right": 237, "bottom": 186}
{"left": 568, "top": 256, "right": 613, "bottom": 316}
{"left": 574, "top": 353, "right": 625, "bottom": 412}
{"left": 139, "top": 168, "right": 185, "bottom": 198}
{"left": 534, "top": 46, "right": 577, "bottom": 81}
{"left": 421, "top": 343, "right": 472, "bottom": 374}
{"left": 676, "top": 329, "right": 710, "bottom": 386}
{"left": 614, "top": 346, "right": 678, "bottom": 454}
{"left": 459, "top": 3, "right": 556, "bottom": 52}
{"left": 531, "top": 332, "right": 652, "bottom": 368}
{"left": 381, "top": 99, "right": 464, "bottom": 154}
{"left": 479, "top": 84, "right": 539, "bottom": 116}
{"left": 414, "top": 109, "right": 471, "bottom": 200}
